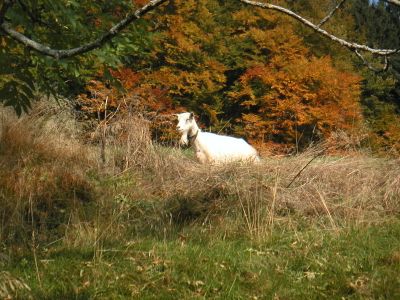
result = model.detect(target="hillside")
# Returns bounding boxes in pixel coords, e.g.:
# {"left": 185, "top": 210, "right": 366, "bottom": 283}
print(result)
{"left": 1, "top": 103, "right": 399, "bottom": 299}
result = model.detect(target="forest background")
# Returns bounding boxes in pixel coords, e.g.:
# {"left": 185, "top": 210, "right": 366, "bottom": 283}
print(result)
{"left": 1, "top": 0, "right": 400, "bottom": 155}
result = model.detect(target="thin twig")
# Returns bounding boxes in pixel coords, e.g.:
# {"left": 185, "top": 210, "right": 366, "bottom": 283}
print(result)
{"left": 355, "top": 50, "right": 389, "bottom": 73}
{"left": 0, "top": 0, "right": 15, "bottom": 25}
{"left": 217, "top": 118, "right": 232, "bottom": 134}
{"left": 16, "top": 0, "right": 50, "bottom": 27}
{"left": 317, "top": 0, "right": 347, "bottom": 28}
{"left": 286, "top": 151, "right": 324, "bottom": 188}
{"left": 29, "top": 193, "right": 42, "bottom": 288}
{"left": 384, "top": 0, "right": 400, "bottom": 6}
{"left": 315, "top": 188, "right": 337, "bottom": 231}
{"left": 268, "top": 168, "right": 279, "bottom": 232}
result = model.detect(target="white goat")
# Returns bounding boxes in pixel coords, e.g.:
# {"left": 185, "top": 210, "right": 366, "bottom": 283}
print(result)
{"left": 175, "top": 112, "right": 260, "bottom": 164}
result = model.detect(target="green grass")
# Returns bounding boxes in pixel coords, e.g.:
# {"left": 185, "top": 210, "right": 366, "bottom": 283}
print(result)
{"left": 1, "top": 104, "right": 400, "bottom": 299}
{"left": 4, "top": 219, "right": 400, "bottom": 299}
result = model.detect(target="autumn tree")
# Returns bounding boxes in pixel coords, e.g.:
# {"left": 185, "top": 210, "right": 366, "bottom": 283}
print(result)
{"left": 2, "top": 0, "right": 400, "bottom": 154}
{"left": 2, "top": 0, "right": 400, "bottom": 115}
{"left": 225, "top": 9, "right": 362, "bottom": 152}
{"left": 0, "top": 0, "right": 166, "bottom": 114}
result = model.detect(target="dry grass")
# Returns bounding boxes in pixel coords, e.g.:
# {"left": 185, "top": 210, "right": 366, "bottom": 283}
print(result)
{"left": 0, "top": 102, "right": 95, "bottom": 245}
{"left": 0, "top": 271, "right": 31, "bottom": 299}
{"left": 155, "top": 151, "right": 399, "bottom": 239}
{"left": 1, "top": 100, "right": 399, "bottom": 246}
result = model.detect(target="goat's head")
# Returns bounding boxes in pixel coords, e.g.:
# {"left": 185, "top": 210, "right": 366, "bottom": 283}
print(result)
{"left": 175, "top": 112, "right": 196, "bottom": 145}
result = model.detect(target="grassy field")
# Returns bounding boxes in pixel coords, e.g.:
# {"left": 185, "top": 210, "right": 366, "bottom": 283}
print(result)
{"left": 3, "top": 220, "right": 400, "bottom": 299}
{"left": 1, "top": 103, "right": 399, "bottom": 299}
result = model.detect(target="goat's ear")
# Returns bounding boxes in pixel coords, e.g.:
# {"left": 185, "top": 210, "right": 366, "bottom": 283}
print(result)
{"left": 189, "top": 112, "right": 194, "bottom": 120}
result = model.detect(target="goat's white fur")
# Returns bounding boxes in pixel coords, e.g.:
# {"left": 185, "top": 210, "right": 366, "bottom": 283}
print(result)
{"left": 176, "top": 112, "right": 259, "bottom": 164}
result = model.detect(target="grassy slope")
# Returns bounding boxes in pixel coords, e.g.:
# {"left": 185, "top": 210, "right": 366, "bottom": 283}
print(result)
{"left": 4, "top": 221, "right": 400, "bottom": 299}
{"left": 1, "top": 104, "right": 399, "bottom": 299}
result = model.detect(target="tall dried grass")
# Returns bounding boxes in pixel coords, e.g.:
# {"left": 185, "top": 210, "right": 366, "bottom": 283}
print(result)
{"left": 150, "top": 146, "right": 400, "bottom": 239}
{"left": 74, "top": 108, "right": 400, "bottom": 240}
{"left": 0, "top": 102, "right": 95, "bottom": 245}
{"left": 1, "top": 100, "right": 399, "bottom": 246}
{"left": 0, "top": 271, "right": 31, "bottom": 299}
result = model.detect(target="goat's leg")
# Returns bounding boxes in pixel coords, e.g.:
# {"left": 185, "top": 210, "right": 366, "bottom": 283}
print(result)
{"left": 196, "top": 151, "right": 208, "bottom": 164}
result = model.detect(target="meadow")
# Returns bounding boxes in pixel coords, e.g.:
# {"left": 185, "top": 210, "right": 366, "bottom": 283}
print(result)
{"left": 0, "top": 102, "right": 399, "bottom": 299}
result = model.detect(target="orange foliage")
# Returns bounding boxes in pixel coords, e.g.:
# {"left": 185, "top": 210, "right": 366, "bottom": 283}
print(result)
{"left": 368, "top": 110, "right": 400, "bottom": 155}
{"left": 78, "top": 68, "right": 179, "bottom": 144}
{"left": 229, "top": 56, "right": 363, "bottom": 152}
{"left": 222, "top": 7, "right": 364, "bottom": 153}
{"left": 133, "top": 0, "right": 149, "bottom": 6}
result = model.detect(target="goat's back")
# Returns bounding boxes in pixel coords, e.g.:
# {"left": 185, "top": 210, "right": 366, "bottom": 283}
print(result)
{"left": 197, "top": 132, "right": 258, "bottom": 162}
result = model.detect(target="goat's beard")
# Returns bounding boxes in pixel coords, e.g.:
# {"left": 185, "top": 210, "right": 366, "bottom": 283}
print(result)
{"left": 179, "top": 132, "right": 189, "bottom": 146}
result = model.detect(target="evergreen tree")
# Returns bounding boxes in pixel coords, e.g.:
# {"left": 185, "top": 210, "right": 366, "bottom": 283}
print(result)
{"left": 350, "top": 0, "right": 400, "bottom": 153}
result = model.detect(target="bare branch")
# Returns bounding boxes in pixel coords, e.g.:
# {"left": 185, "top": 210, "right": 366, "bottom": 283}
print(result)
{"left": 286, "top": 150, "right": 324, "bottom": 188}
{"left": 239, "top": 0, "right": 400, "bottom": 56}
{"left": 355, "top": 50, "right": 389, "bottom": 73}
{"left": 317, "top": 0, "right": 347, "bottom": 28}
{"left": 16, "top": 0, "right": 51, "bottom": 28}
{"left": 0, "top": 0, "right": 167, "bottom": 59}
{"left": 384, "top": 0, "right": 400, "bottom": 6}
{"left": 0, "top": 0, "right": 15, "bottom": 25}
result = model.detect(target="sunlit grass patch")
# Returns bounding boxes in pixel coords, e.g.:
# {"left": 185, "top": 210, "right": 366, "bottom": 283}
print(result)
{"left": 4, "top": 219, "right": 400, "bottom": 299}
